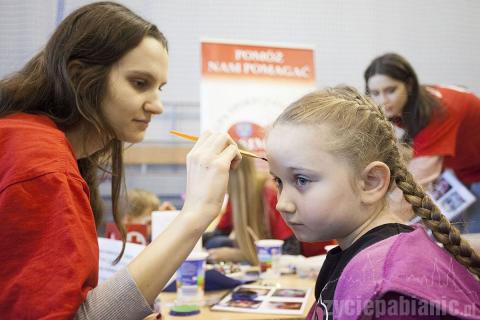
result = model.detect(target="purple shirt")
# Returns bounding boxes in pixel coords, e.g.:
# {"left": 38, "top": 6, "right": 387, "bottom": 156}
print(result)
{"left": 308, "top": 226, "right": 480, "bottom": 319}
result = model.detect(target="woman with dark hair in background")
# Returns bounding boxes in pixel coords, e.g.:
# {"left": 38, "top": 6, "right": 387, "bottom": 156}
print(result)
{"left": 364, "top": 53, "right": 480, "bottom": 233}
{"left": 0, "top": 2, "right": 240, "bottom": 319}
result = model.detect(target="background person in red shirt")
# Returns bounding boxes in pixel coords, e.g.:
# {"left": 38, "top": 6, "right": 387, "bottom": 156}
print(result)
{"left": 364, "top": 52, "right": 480, "bottom": 233}
{"left": 0, "top": 2, "right": 240, "bottom": 319}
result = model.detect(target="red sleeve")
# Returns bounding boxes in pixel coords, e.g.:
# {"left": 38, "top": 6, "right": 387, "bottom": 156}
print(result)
{"left": 0, "top": 173, "right": 98, "bottom": 318}
{"left": 413, "top": 111, "right": 460, "bottom": 157}
{"left": 263, "top": 185, "right": 293, "bottom": 240}
{"left": 413, "top": 87, "right": 470, "bottom": 158}
{"left": 216, "top": 201, "right": 233, "bottom": 233}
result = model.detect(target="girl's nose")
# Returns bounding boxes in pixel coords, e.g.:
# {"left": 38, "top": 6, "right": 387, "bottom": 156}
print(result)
{"left": 276, "top": 197, "right": 296, "bottom": 215}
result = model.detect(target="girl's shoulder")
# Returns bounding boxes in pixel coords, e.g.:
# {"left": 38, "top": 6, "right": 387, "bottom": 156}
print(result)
{"left": 334, "top": 227, "right": 480, "bottom": 319}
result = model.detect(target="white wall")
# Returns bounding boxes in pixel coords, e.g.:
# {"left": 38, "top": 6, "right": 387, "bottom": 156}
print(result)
{"left": 2, "top": 0, "right": 479, "bottom": 99}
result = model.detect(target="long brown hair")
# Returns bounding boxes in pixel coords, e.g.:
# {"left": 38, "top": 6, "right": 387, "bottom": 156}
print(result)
{"left": 0, "top": 2, "right": 168, "bottom": 262}
{"left": 228, "top": 150, "right": 270, "bottom": 264}
{"left": 364, "top": 53, "right": 441, "bottom": 141}
{"left": 275, "top": 86, "right": 480, "bottom": 278}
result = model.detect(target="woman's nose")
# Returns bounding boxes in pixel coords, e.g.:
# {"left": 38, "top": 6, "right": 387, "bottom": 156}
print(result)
{"left": 379, "top": 92, "right": 390, "bottom": 104}
{"left": 145, "top": 95, "right": 164, "bottom": 115}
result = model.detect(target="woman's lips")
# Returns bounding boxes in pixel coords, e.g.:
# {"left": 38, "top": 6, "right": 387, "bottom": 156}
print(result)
{"left": 133, "top": 119, "right": 149, "bottom": 129}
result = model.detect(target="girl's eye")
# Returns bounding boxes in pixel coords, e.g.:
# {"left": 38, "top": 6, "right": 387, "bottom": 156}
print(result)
{"left": 273, "top": 177, "right": 283, "bottom": 191}
{"left": 370, "top": 91, "right": 379, "bottom": 97}
{"left": 295, "top": 176, "right": 310, "bottom": 188}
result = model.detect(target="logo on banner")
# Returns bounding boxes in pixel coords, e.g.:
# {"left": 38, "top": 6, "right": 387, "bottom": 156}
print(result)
{"left": 228, "top": 121, "right": 265, "bottom": 154}
{"left": 228, "top": 121, "right": 270, "bottom": 171}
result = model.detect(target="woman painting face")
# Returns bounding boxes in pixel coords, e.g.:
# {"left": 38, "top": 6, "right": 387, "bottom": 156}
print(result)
{"left": 367, "top": 74, "right": 409, "bottom": 119}
{"left": 102, "top": 36, "right": 169, "bottom": 143}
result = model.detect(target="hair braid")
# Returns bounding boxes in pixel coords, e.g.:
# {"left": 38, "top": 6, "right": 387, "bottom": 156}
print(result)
{"left": 276, "top": 86, "right": 480, "bottom": 278}
{"left": 393, "top": 158, "right": 480, "bottom": 277}
{"left": 342, "top": 87, "right": 480, "bottom": 278}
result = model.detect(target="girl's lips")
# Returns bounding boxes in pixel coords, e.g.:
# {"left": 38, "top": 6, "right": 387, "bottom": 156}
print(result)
{"left": 288, "top": 222, "right": 304, "bottom": 226}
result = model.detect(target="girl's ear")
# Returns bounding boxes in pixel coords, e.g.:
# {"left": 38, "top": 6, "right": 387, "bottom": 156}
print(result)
{"left": 358, "top": 161, "right": 390, "bottom": 205}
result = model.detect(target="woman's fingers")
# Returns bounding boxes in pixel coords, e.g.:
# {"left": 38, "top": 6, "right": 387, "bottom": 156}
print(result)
{"left": 182, "top": 132, "right": 240, "bottom": 219}
{"left": 207, "top": 248, "right": 220, "bottom": 263}
{"left": 207, "top": 247, "right": 244, "bottom": 263}
{"left": 220, "top": 143, "right": 242, "bottom": 170}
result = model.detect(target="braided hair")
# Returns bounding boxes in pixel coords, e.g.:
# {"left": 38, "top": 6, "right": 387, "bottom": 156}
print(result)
{"left": 274, "top": 86, "right": 480, "bottom": 278}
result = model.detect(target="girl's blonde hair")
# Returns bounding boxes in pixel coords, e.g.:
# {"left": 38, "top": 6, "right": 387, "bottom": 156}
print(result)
{"left": 228, "top": 150, "right": 270, "bottom": 265}
{"left": 274, "top": 86, "right": 480, "bottom": 277}
{"left": 126, "top": 189, "right": 160, "bottom": 219}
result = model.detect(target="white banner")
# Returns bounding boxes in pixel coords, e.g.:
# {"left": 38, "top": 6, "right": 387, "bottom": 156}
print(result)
{"left": 200, "top": 39, "right": 316, "bottom": 161}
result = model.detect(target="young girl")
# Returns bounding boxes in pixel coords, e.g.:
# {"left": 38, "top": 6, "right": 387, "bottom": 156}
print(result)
{"left": 206, "top": 151, "right": 335, "bottom": 264}
{"left": 364, "top": 53, "right": 480, "bottom": 231}
{"left": 266, "top": 86, "right": 480, "bottom": 319}
{"left": 0, "top": 2, "right": 240, "bottom": 319}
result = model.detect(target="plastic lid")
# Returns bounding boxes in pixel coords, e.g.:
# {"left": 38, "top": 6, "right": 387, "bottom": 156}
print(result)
{"left": 255, "top": 239, "right": 284, "bottom": 247}
{"left": 169, "top": 304, "right": 201, "bottom": 316}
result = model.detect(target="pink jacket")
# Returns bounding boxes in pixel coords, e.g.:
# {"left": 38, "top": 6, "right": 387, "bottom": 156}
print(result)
{"left": 308, "top": 226, "right": 480, "bottom": 319}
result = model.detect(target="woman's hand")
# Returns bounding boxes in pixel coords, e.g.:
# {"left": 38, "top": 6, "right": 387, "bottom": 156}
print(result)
{"left": 127, "top": 132, "right": 241, "bottom": 305}
{"left": 207, "top": 247, "right": 246, "bottom": 263}
{"left": 182, "top": 132, "right": 241, "bottom": 220}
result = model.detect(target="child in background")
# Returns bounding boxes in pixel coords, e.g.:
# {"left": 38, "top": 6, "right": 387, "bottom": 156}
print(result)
{"left": 124, "top": 189, "right": 175, "bottom": 223}
{"left": 266, "top": 86, "right": 480, "bottom": 319}
{"left": 122, "top": 188, "right": 176, "bottom": 242}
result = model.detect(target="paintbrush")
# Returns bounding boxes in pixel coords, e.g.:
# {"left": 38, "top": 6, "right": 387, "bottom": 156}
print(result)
{"left": 169, "top": 130, "right": 268, "bottom": 162}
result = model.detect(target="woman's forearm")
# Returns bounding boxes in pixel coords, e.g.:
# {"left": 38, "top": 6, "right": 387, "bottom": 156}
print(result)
{"left": 127, "top": 209, "right": 214, "bottom": 304}
{"left": 127, "top": 132, "right": 241, "bottom": 305}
